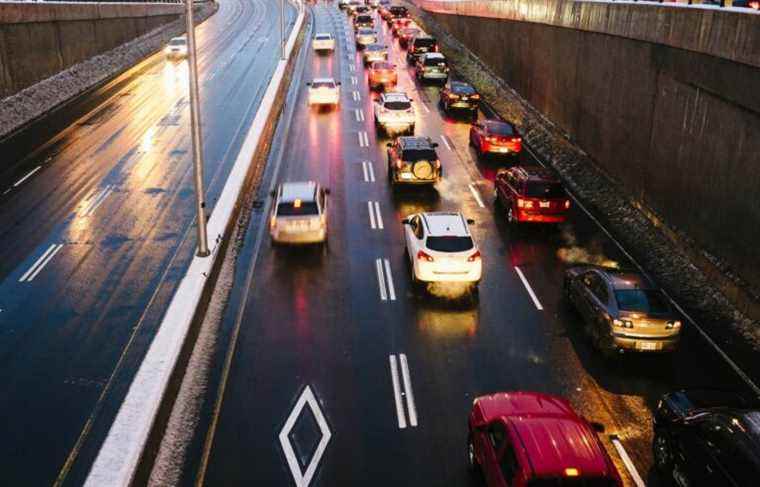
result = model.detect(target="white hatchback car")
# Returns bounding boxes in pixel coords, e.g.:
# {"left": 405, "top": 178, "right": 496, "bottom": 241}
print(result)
{"left": 165, "top": 37, "right": 188, "bottom": 59}
{"left": 307, "top": 78, "right": 340, "bottom": 107}
{"left": 312, "top": 33, "right": 335, "bottom": 52}
{"left": 402, "top": 212, "right": 482, "bottom": 286}
{"left": 270, "top": 181, "right": 329, "bottom": 245}
{"left": 374, "top": 92, "right": 415, "bottom": 134}
{"left": 355, "top": 28, "right": 378, "bottom": 48}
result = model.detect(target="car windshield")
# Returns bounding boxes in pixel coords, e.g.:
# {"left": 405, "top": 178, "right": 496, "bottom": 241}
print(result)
{"left": 315, "top": 34, "right": 331, "bottom": 40}
{"left": 358, "top": 29, "right": 374, "bottom": 35}
{"left": 452, "top": 83, "right": 476, "bottom": 95}
{"left": 385, "top": 100, "right": 411, "bottom": 110}
{"left": 426, "top": 236, "right": 474, "bottom": 253}
{"left": 414, "top": 38, "right": 436, "bottom": 48}
{"left": 486, "top": 123, "right": 516, "bottom": 136}
{"left": 614, "top": 289, "right": 671, "bottom": 314}
{"left": 525, "top": 182, "right": 565, "bottom": 198}
{"left": 169, "top": 39, "right": 186, "bottom": 46}
{"left": 402, "top": 148, "right": 437, "bottom": 161}
{"left": 373, "top": 62, "right": 393, "bottom": 70}
{"left": 367, "top": 45, "right": 384, "bottom": 51}
{"left": 312, "top": 81, "right": 335, "bottom": 89}
{"left": 424, "top": 57, "right": 447, "bottom": 66}
{"left": 527, "top": 478, "right": 618, "bottom": 487}
{"left": 277, "top": 201, "right": 319, "bottom": 216}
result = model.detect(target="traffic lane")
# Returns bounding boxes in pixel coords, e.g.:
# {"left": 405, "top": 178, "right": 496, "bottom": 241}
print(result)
{"left": 0, "top": 0, "right": 297, "bottom": 485}
{"left": 199, "top": 5, "right": 385, "bottom": 485}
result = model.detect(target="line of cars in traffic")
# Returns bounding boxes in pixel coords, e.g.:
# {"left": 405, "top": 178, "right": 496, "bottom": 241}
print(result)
{"left": 278, "top": 3, "right": 760, "bottom": 486}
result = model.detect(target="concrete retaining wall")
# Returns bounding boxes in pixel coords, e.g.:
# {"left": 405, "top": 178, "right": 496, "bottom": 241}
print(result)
{"left": 422, "top": 0, "right": 760, "bottom": 293}
{"left": 0, "top": 2, "right": 183, "bottom": 99}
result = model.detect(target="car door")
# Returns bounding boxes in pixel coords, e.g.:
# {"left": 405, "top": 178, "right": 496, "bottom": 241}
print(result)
{"left": 481, "top": 422, "right": 510, "bottom": 487}
{"left": 471, "top": 122, "right": 483, "bottom": 146}
{"left": 404, "top": 215, "right": 420, "bottom": 263}
{"left": 575, "top": 271, "right": 600, "bottom": 323}
{"left": 440, "top": 83, "right": 450, "bottom": 104}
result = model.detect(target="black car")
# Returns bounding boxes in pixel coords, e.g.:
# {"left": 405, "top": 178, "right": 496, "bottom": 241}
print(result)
{"left": 354, "top": 14, "right": 374, "bottom": 29}
{"left": 406, "top": 34, "right": 438, "bottom": 64}
{"left": 439, "top": 81, "right": 480, "bottom": 118}
{"left": 653, "top": 390, "right": 760, "bottom": 487}
{"left": 387, "top": 5, "right": 408, "bottom": 24}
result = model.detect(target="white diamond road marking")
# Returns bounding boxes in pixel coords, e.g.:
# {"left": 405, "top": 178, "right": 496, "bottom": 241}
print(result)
{"left": 278, "top": 385, "right": 332, "bottom": 487}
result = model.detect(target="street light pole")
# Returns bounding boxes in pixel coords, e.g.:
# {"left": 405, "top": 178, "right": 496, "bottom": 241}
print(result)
{"left": 280, "top": 0, "right": 286, "bottom": 60}
{"left": 185, "top": 0, "right": 210, "bottom": 257}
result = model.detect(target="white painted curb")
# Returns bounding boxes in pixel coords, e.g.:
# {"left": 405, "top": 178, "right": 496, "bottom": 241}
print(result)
{"left": 83, "top": 2, "right": 305, "bottom": 485}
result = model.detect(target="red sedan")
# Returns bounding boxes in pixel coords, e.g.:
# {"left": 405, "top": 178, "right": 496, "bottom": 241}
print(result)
{"left": 468, "top": 391, "right": 622, "bottom": 486}
{"left": 494, "top": 166, "right": 571, "bottom": 224}
{"left": 469, "top": 120, "right": 522, "bottom": 158}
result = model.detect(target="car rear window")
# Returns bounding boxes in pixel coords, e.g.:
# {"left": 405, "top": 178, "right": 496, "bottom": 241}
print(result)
{"left": 367, "top": 44, "right": 384, "bottom": 51}
{"left": 373, "top": 62, "right": 393, "bottom": 70}
{"left": 402, "top": 148, "right": 437, "bottom": 161}
{"left": 357, "top": 15, "right": 372, "bottom": 22}
{"left": 169, "top": 39, "right": 186, "bottom": 46}
{"left": 486, "top": 123, "right": 516, "bottom": 136}
{"left": 424, "top": 57, "right": 447, "bottom": 67}
{"left": 527, "top": 478, "right": 618, "bottom": 487}
{"left": 525, "top": 182, "right": 565, "bottom": 198}
{"left": 311, "top": 81, "right": 335, "bottom": 89}
{"left": 385, "top": 100, "right": 411, "bottom": 110}
{"left": 358, "top": 28, "right": 375, "bottom": 35}
{"left": 277, "top": 201, "right": 319, "bottom": 216}
{"left": 390, "top": 6, "right": 407, "bottom": 14}
{"left": 452, "top": 83, "right": 476, "bottom": 95}
{"left": 426, "top": 236, "right": 474, "bottom": 252}
{"left": 614, "top": 289, "right": 671, "bottom": 314}
{"left": 315, "top": 34, "right": 331, "bottom": 40}
{"left": 413, "top": 38, "right": 436, "bottom": 48}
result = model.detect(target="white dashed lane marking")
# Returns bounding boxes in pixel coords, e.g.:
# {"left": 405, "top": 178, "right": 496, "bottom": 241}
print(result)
{"left": 514, "top": 266, "right": 544, "bottom": 311}
{"left": 468, "top": 183, "right": 485, "bottom": 208}
{"left": 367, "top": 201, "right": 384, "bottom": 229}
{"left": 389, "top": 353, "right": 418, "bottom": 429}
{"left": 19, "top": 243, "right": 64, "bottom": 283}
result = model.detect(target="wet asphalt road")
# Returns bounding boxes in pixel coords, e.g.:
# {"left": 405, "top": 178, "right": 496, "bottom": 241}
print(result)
{"left": 0, "top": 0, "right": 296, "bottom": 485}
{"left": 184, "top": 3, "right": 754, "bottom": 487}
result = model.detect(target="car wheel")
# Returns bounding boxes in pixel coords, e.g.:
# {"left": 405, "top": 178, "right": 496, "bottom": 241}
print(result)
{"left": 493, "top": 188, "right": 501, "bottom": 206}
{"left": 653, "top": 432, "right": 674, "bottom": 473}
{"left": 467, "top": 434, "right": 479, "bottom": 472}
{"left": 507, "top": 206, "right": 517, "bottom": 224}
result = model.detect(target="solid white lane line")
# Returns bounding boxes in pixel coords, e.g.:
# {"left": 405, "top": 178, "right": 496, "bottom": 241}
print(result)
{"left": 374, "top": 201, "right": 384, "bottom": 229}
{"left": 468, "top": 183, "right": 485, "bottom": 208}
{"left": 383, "top": 258, "right": 396, "bottom": 301}
{"left": 368, "top": 201, "right": 377, "bottom": 229}
{"left": 19, "top": 244, "right": 57, "bottom": 282}
{"left": 22, "top": 243, "right": 64, "bottom": 282}
{"left": 389, "top": 355, "right": 407, "bottom": 429}
{"left": 367, "top": 161, "right": 375, "bottom": 182}
{"left": 362, "top": 161, "right": 370, "bottom": 182}
{"left": 376, "top": 258, "right": 388, "bottom": 301}
{"left": 514, "top": 266, "right": 544, "bottom": 311}
{"left": 399, "top": 354, "right": 418, "bottom": 427}
{"left": 13, "top": 166, "right": 41, "bottom": 187}
{"left": 610, "top": 436, "right": 646, "bottom": 487}
{"left": 440, "top": 134, "right": 452, "bottom": 151}
{"left": 83, "top": 186, "right": 113, "bottom": 216}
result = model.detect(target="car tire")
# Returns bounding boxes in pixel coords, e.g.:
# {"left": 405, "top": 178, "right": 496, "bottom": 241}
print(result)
{"left": 507, "top": 206, "right": 517, "bottom": 224}
{"left": 653, "top": 432, "right": 674, "bottom": 474}
{"left": 467, "top": 434, "right": 479, "bottom": 473}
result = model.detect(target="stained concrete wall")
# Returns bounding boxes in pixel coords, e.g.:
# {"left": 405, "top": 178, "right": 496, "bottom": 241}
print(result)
{"left": 422, "top": 0, "right": 760, "bottom": 291}
{"left": 0, "top": 2, "right": 183, "bottom": 99}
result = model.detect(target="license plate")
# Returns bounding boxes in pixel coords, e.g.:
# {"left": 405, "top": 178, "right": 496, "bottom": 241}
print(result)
{"left": 637, "top": 341, "right": 660, "bottom": 351}
{"left": 539, "top": 201, "right": 550, "bottom": 208}
{"left": 400, "top": 173, "right": 413, "bottom": 180}
{"left": 497, "top": 147, "right": 509, "bottom": 153}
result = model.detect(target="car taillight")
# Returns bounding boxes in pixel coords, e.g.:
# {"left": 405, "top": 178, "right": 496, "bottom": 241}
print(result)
{"left": 395, "top": 160, "right": 404, "bottom": 169}
{"left": 517, "top": 198, "right": 534, "bottom": 209}
{"left": 448, "top": 94, "right": 459, "bottom": 100}
{"left": 434, "top": 159, "right": 441, "bottom": 168}
{"left": 417, "top": 250, "right": 434, "bottom": 262}
{"left": 564, "top": 200, "right": 571, "bottom": 209}
{"left": 487, "top": 136, "right": 499, "bottom": 143}
{"left": 470, "top": 94, "right": 480, "bottom": 100}
{"left": 467, "top": 250, "right": 481, "bottom": 262}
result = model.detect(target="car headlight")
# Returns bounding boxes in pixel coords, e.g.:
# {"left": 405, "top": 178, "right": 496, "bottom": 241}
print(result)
{"left": 666, "top": 320, "right": 682, "bottom": 330}
{"left": 613, "top": 319, "right": 634, "bottom": 329}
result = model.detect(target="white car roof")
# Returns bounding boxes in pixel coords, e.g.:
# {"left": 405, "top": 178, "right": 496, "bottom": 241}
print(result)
{"left": 280, "top": 181, "right": 318, "bottom": 202}
{"left": 421, "top": 212, "right": 470, "bottom": 237}
{"left": 382, "top": 92, "right": 410, "bottom": 102}
{"left": 312, "top": 77, "right": 336, "bottom": 84}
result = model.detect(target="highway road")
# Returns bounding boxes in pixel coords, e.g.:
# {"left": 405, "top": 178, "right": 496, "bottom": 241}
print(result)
{"left": 179, "top": 3, "right": 755, "bottom": 487}
{"left": 0, "top": 0, "right": 296, "bottom": 485}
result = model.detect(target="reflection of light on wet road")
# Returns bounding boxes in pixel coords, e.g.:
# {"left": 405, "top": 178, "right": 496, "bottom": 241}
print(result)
{"left": 140, "top": 126, "right": 157, "bottom": 153}
{"left": 416, "top": 304, "right": 479, "bottom": 339}
{"left": 162, "top": 61, "right": 189, "bottom": 92}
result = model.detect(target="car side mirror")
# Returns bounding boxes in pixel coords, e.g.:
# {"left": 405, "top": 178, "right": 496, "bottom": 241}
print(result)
{"left": 589, "top": 421, "right": 605, "bottom": 433}
{"left": 401, "top": 218, "right": 410, "bottom": 225}
{"left": 431, "top": 142, "right": 439, "bottom": 148}
{"left": 386, "top": 142, "right": 393, "bottom": 148}
{"left": 408, "top": 98, "right": 413, "bottom": 102}
{"left": 270, "top": 189, "right": 277, "bottom": 198}
{"left": 336, "top": 81, "right": 342, "bottom": 85}
{"left": 324, "top": 188, "right": 331, "bottom": 195}
{"left": 306, "top": 82, "right": 311, "bottom": 86}
{"left": 467, "top": 219, "right": 475, "bottom": 225}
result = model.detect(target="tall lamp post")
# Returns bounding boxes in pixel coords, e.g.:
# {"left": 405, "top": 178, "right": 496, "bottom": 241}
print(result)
{"left": 185, "top": 0, "right": 210, "bottom": 257}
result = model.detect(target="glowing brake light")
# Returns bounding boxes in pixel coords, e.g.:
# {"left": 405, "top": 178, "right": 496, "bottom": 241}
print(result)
{"left": 448, "top": 94, "right": 460, "bottom": 100}
{"left": 517, "top": 198, "right": 534, "bottom": 209}
{"left": 564, "top": 199, "right": 571, "bottom": 209}
{"left": 564, "top": 467, "right": 580, "bottom": 477}
{"left": 417, "top": 250, "right": 434, "bottom": 262}
{"left": 294, "top": 198, "right": 302, "bottom": 208}
{"left": 486, "top": 136, "right": 499, "bottom": 143}
{"left": 467, "top": 250, "right": 481, "bottom": 262}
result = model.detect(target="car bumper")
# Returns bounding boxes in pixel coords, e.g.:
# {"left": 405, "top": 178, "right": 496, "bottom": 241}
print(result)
{"left": 313, "top": 43, "right": 335, "bottom": 50}
{"left": 364, "top": 54, "right": 387, "bottom": 63}
{"left": 611, "top": 333, "right": 680, "bottom": 353}
{"left": 165, "top": 50, "right": 187, "bottom": 58}
{"left": 447, "top": 101, "right": 478, "bottom": 110}
{"left": 378, "top": 118, "right": 414, "bottom": 128}
{"left": 515, "top": 211, "right": 568, "bottom": 224}
{"left": 482, "top": 143, "right": 520, "bottom": 155}
{"left": 356, "top": 38, "right": 376, "bottom": 46}
{"left": 391, "top": 171, "right": 439, "bottom": 184}
{"left": 421, "top": 71, "right": 448, "bottom": 80}
{"left": 309, "top": 95, "right": 339, "bottom": 105}
{"left": 271, "top": 227, "right": 327, "bottom": 244}
{"left": 416, "top": 264, "right": 482, "bottom": 283}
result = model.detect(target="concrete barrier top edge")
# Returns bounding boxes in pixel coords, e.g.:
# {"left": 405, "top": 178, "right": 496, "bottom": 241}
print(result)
{"left": 0, "top": 2, "right": 184, "bottom": 24}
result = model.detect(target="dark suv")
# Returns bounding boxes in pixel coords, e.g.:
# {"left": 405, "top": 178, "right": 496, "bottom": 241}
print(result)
{"left": 386, "top": 5, "right": 408, "bottom": 24}
{"left": 354, "top": 13, "right": 373, "bottom": 29}
{"left": 495, "top": 166, "right": 570, "bottom": 224}
{"left": 653, "top": 390, "right": 760, "bottom": 487}
{"left": 440, "top": 81, "right": 480, "bottom": 118}
{"left": 406, "top": 34, "right": 438, "bottom": 64}
{"left": 386, "top": 136, "right": 441, "bottom": 185}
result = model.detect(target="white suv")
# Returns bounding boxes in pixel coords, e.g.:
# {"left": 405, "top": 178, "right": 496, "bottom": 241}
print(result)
{"left": 312, "top": 33, "right": 335, "bottom": 52}
{"left": 374, "top": 92, "right": 415, "bottom": 134}
{"left": 402, "top": 212, "right": 482, "bottom": 287}
{"left": 307, "top": 78, "right": 340, "bottom": 107}
{"left": 270, "top": 181, "right": 329, "bottom": 245}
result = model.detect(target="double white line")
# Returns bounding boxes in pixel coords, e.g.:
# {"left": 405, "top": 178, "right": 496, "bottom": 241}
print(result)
{"left": 354, "top": 108, "right": 365, "bottom": 122}
{"left": 19, "top": 243, "right": 64, "bottom": 282}
{"left": 352, "top": 90, "right": 361, "bottom": 101}
{"left": 361, "top": 160, "right": 376, "bottom": 182}
{"left": 367, "top": 201, "right": 383, "bottom": 229}
{"left": 351, "top": 76, "right": 358, "bottom": 86}
{"left": 80, "top": 185, "right": 114, "bottom": 217}
{"left": 357, "top": 131, "right": 369, "bottom": 148}
{"left": 375, "top": 258, "right": 396, "bottom": 301}
{"left": 389, "top": 353, "right": 418, "bottom": 429}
